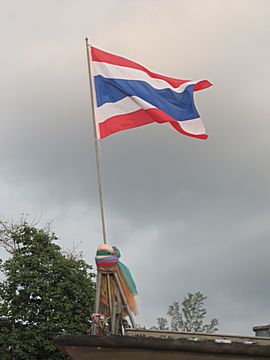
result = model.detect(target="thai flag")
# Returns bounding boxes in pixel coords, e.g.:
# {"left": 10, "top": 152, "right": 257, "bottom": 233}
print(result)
{"left": 90, "top": 46, "right": 212, "bottom": 140}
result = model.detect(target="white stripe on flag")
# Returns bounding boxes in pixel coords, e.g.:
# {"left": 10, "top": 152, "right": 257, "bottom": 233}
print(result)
{"left": 179, "top": 117, "right": 206, "bottom": 135}
{"left": 96, "top": 96, "right": 155, "bottom": 123}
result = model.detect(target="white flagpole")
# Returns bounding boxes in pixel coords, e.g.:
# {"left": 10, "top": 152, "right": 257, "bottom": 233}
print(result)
{"left": 85, "top": 38, "right": 107, "bottom": 244}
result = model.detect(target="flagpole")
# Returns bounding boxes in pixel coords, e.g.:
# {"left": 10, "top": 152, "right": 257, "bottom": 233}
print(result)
{"left": 85, "top": 37, "right": 107, "bottom": 244}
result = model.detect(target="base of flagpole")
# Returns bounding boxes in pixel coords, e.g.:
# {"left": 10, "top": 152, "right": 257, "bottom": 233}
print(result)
{"left": 91, "top": 269, "right": 135, "bottom": 336}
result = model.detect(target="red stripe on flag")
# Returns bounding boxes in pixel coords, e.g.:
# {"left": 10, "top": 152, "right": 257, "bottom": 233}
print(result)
{"left": 91, "top": 46, "right": 212, "bottom": 91}
{"left": 99, "top": 108, "right": 207, "bottom": 140}
{"left": 194, "top": 80, "right": 213, "bottom": 91}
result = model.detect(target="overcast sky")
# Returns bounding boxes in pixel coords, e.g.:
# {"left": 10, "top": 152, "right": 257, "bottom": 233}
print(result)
{"left": 1, "top": 0, "right": 270, "bottom": 335}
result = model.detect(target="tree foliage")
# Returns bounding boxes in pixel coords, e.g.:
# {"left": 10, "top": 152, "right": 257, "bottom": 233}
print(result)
{"left": 155, "top": 292, "right": 219, "bottom": 333}
{"left": 157, "top": 317, "right": 169, "bottom": 330}
{"left": 0, "top": 221, "right": 95, "bottom": 360}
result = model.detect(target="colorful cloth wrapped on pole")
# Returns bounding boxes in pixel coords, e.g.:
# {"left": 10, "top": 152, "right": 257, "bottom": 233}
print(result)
{"left": 95, "top": 244, "right": 138, "bottom": 316}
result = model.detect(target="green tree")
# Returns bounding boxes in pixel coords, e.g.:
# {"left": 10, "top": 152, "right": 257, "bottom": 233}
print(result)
{"left": 0, "top": 220, "right": 95, "bottom": 360}
{"left": 157, "top": 317, "right": 169, "bottom": 330}
{"left": 155, "top": 292, "right": 219, "bottom": 333}
{"left": 150, "top": 317, "right": 169, "bottom": 331}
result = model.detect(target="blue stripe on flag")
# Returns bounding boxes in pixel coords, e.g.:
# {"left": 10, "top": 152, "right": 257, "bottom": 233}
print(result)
{"left": 94, "top": 75, "right": 199, "bottom": 122}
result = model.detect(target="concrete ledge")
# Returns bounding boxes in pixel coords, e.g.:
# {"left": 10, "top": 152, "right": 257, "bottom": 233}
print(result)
{"left": 54, "top": 334, "right": 270, "bottom": 360}
{"left": 126, "top": 328, "right": 270, "bottom": 345}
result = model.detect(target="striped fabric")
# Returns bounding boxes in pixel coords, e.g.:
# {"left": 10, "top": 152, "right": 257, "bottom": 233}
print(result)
{"left": 95, "top": 244, "right": 138, "bottom": 315}
{"left": 90, "top": 46, "right": 212, "bottom": 140}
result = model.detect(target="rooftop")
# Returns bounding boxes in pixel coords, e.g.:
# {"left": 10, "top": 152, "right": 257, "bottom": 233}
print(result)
{"left": 55, "top": 329, "right": 270, "bottom": 360}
